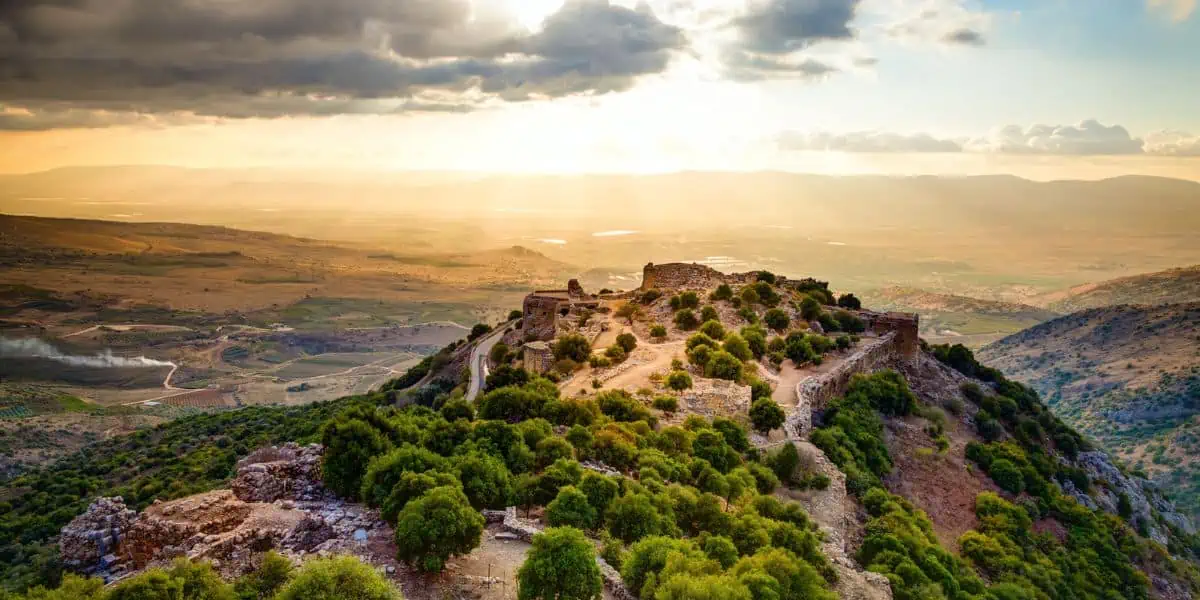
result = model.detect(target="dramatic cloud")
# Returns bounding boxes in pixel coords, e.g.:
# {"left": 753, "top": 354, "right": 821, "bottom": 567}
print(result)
{"left": 1144, "top": 130, "right": 1200, "bottom": 156}
{"left": 777, "top": 130, "right": 962, "bottom": 153}
{"left": 1147, "top": 0, "right": 1197, "bottom": 22}
{"left": 720, "top": 0, "right": 860, "bottom": 80}
{"left": 0, "top": 0, "right": 685, "bottom": 128}
{"left": 964, "top": 120, "right": 1145, "bottom": 155}
{"left": 778, "top": 121, "right": 1200, "bottom": 156}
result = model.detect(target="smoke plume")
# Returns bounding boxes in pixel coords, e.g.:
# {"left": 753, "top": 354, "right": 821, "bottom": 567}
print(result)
{"left": 0, "top": 337, "right": 176, "bottom": 369}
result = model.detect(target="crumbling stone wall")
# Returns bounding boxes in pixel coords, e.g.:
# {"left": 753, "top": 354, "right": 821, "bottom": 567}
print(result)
{"left": 523, "top": 341, "right": 555, "bottom": 374}
{"left": 640, "top": 262, "right": 730, "bottom": 291}
{"left": 787, "top": 333, "right": 902, "bottom": 436}
{"left": 860, "top": 311, "right": 920, "bottom": 359}
{"left": 522, "top": 293, "right": 566, "bottom": 341}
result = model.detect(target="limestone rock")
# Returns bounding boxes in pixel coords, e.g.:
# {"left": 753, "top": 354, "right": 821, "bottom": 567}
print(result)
{"left": 231, "top": 443, "right": 325, "bottom": 503}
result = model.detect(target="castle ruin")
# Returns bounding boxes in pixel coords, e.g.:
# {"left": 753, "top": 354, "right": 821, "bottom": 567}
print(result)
{"left": 521, "top": 279, "right": 600, "bottom": 341}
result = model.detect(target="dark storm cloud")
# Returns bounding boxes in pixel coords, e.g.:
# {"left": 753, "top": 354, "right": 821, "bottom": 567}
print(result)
{"left": 0, "top": 0, "right": 685, "bottom": 128}
{"left": 720, "top": 0, "right": 860, "bottom": 80}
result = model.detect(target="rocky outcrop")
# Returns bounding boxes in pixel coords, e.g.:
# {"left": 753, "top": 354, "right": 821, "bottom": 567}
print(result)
{"left": 1066, "top": 451, "right": 1195, "bottom": 546}
{"left": 231, "top": 443, "right": 325, "bottom": 503}
{"left": 59, "top": 497, "right": 138, "bottom": 577}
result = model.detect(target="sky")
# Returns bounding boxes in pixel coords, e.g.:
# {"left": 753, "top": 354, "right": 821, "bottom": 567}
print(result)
{"left": 1, "top": 0, "right": 1198, "bottom": 178}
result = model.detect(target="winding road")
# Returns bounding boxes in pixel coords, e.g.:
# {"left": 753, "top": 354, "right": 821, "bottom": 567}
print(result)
{"left": 466, "top": 327, "right": 508, "bottom": 402}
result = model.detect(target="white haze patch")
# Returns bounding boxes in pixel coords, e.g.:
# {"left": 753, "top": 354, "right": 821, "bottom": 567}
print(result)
{"left": 0, "top": 337, "right": 176, "bottom": 369}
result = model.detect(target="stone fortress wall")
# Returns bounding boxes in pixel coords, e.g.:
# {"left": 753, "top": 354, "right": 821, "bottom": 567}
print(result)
{"left": 521, "top": 278, "right": 599, "bottom": 341}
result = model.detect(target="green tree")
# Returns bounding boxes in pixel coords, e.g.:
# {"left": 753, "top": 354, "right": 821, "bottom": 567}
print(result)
{"left": 394, "top": 486, "right": 484, "bottom": 572}
{"left": 650, "top": 324, "right": 668, "bottom": 339}
{"left": 439, "top": 397, "right": 475, "bottom": 422}
{"left": 469, "top": 323, "right": 493, "bottom": 341}
{"left": 579, "top": 472, "right": 621, "bottom": 521}
{"left": 712, "top": 284, "right": 734, "bottom": 301}
{"left": 700, "top": 320, "right": 727, "bottom": 340}
{"left": 703, "top": 536, "right": 740, "bottom": 569}
{"left": 485, "top": 364, "right": 530, "bottom": 392}
{"left": 675, "top": 309, "right": 700, "bottom": 330}
{"left": 740, "top": 287, "right": 760, "bottom": 305}
{"left": 456, "top": 452, "right": 514, "bottom": 509}
{"left": 509, "top": 309, "right": 525, "bottom": 321}
{"left": 988, "top": 458, "right": 1025, "bottom": 495}
{"left": 616, "top": 332, "right": 638, "bottom": 353}
{"left": 666, "top": 371, "right": 693, "bottom": 391}
{"left": 489, "top": 342, "right": 512, "bottom": 364}
{"left": 679, "top": 292, "right": 701, "bottom": 309}
{"left": 836, "top": 294, "right": 861, "bottom": 310}
{"left": 381, "top": 471, "right": 461, "bottom": 524}
{"left": 621, "top": 537, "right": 703, "bottom": 595}
{"left": 740, "top": 327, "right": 767, "bottom": 358}
{"left": 616, "top": 302, "right": 644, "bottom": 325}
{"left": 274, "top": 556, "right": 403, "bottom": 600}
{"left": 360, "top": 444, "right": 450, "bottom": 508}
{"left": 607, "top": 493, "right": 676, "bottom": 543}
{"left": 321, "top": 418, "right": 392, "bottom": 501}
{"left": 554, "top": 334, "right": 592, "bottom": 362}
{"left": 110, "top": 559, "right": 235, "bottom": 600}
{"left": 722, "top": 334, "right": 753, "bottom": 362}
{"left": 705, "top": 350, "right": 744, "bottom": 381}
{"left": 701, "top": 306, "right": 720, "bottom": 323}
{"left": 546, "top": 486, "right": 598, "bottom": 529}
{"left": 518, "top": 527, "right": 603, "bottom": 600}
{"left": 799, "top": 297, "right": 822, "bottom": 321}
{"left": 749, "top": 399, "right": 786, "bottom": 434}
{"left": 763, "top": 309, "right": 790, "bottom": 332}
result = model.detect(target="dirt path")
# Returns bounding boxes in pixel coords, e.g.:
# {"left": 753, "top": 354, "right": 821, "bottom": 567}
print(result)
{"left": 561, "top": 337, "right": 684, "bottom": 396}
{"left": 772, "top": 361, "right": 805, "bottom": 408}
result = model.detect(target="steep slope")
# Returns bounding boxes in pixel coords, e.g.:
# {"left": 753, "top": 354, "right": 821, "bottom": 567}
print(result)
{"left": 1038, "top": 265, "right": 1200, "bottom": 313}
{"left": 979, "top": 303, "right": 1200, "bottom": 519}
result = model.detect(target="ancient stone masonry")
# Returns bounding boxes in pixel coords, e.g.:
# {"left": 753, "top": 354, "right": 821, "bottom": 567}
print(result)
{"left": 231, "top": 443, "right": 324, "bottom": 503}
{"left": 786, "top": 333, "right": 903, "bottom": 436}
{"left": 859, "top": 310, "right": 920, "bottom": 359}
{"left": 522, "top": 341, "right": 555, "bottom": 374}
{"left": 60, "top": 497, "right": 138, "bottom": 578}
{"left": 521, "top": 278, "right": 601, "bottom": 342}
{"left": 639, "top": 262, "right": 754, "bottom": 291}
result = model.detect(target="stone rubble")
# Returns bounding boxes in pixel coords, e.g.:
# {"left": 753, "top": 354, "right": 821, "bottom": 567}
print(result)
{"left": 59, "top": 497, "right": 138, "bottom": 578}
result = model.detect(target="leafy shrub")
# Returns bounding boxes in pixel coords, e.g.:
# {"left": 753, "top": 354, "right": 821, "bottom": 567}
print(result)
{"left": 597, "top": 390, "right": 654, "bottom": 424}
{"left": 712, "top": 284, "right": 734, "bottom": 301}
{"left": 518, "top": 527, "right": 603, "bottom": 600}
{"left": 640, "top": 289, "right": 663, "bottom": 305}
{"left": 321, "top": 418, "right": 392, "bottom": 501}
{"left": 675, "top": 309, "right": 700, "bottom": 330}
{"left": 653, "top": 395, "right": 680, "bottom": 412}
{"left": 836, "top": 294, "right": 861, "bottom": 310}
{"left": 833, "top": 310, "right": 865, "bottom": 333}
{"left": 589, "top": 355, "right": 612, "bottom": 369}
{"left": 360, "top": 444, "right": 449, "bottom": 508}
{"left": 700, "top": 320, "right": 727, "bottom": 340}
{"left": 456, "top": 451, "right": 515, "bottom": 509}
{"left": 650, "top": 324, "right": 668, "bottom": 339}
{"left": 988, "top": 459, "right": 1025, "bottom": 495}
{"left": 763, "top": 309, "right": 790, "bottom": 332}
{"left": 605, "top": 345, "right": 627, "bottom": 362}
{"left": 440, "top": 398, "right": 475, "bottom": 422}
{"left": 546, "top": 486, "right": 598, "bottom": 530}
{"left": 394, "top": 486, "right": 484, "bottom": 572}
{"left": 799, "top": 297, "right": 822, "bottom": 321}
{"left": 701, "top": 306, "right": 720, "bottom": 323}
{"left": 667, "top": 371, "right": 693, "bottom": 391}
{"left": 750, "top": 398, "right": 786, "bottom": 434}
{"left": 553, "top": 334, "right": 592, "bottom": 363}
{"left": 721, "top": 334, "right": 753, "bottom": 362}
{"left": 679, "top": 292, "right": 701, "bottom": 309}
{"left": 381, "top": 471, "right": 460, "bottom": 524}
{"left": 738, "top": 306, "right": 758, "bottom": 323}
{"left": 705, "top": 350, "right": 744, "bottom": 381}
{"left": 275, "top": 555, "right": 403, "bottom": 600}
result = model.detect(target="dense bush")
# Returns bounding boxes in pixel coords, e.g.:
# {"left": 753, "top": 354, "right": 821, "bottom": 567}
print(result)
{"left": 616, "top": 333, "right": 638, "bottom": 353}
{"left": 649, "top": 324, "right": 668, "bottom": 339}
{"left": 705, "top": 350, "right": 744, "bottom": 381}
{"left": 674, "top": 309, "right": 700, "bottom": 330}
{"left": 749, "top": 399, "right": 786, "bottom": 434}
{"left": 712, "top": 284, "right": 734, "bottom": 301}
{"left": 546, "top": 487, "right": 598, "bottom": 530}
{"left": 518, "top": 527, "right": 603, "bottom": 600}
{"left": 700, "top": 320, "right": 727, "bottom": 340}
{"left": 836, "top": 294, "right": 861, "bottom": 310}
{"left": 275, "top": 556, "right": 404, "bottom": 600}
{"left": 763, "top": 309, "right": 790, "bottom": 332}
{"left": 321, "top": 418, "right": 393, "bottom": 501}
{"left": 666, "top": 370, "right": 693, "bottom": 391}
{"left": 700, "top": 306, "right": 720, "bottom": 323}
{"left": 554, "top": 334, "right": 592, "bottom": 363}
{"left": 722, "top": 334, "right": 753, "bottom": 362}
{"left": 394, "top": 485, "right": 484, "bottom": 572}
